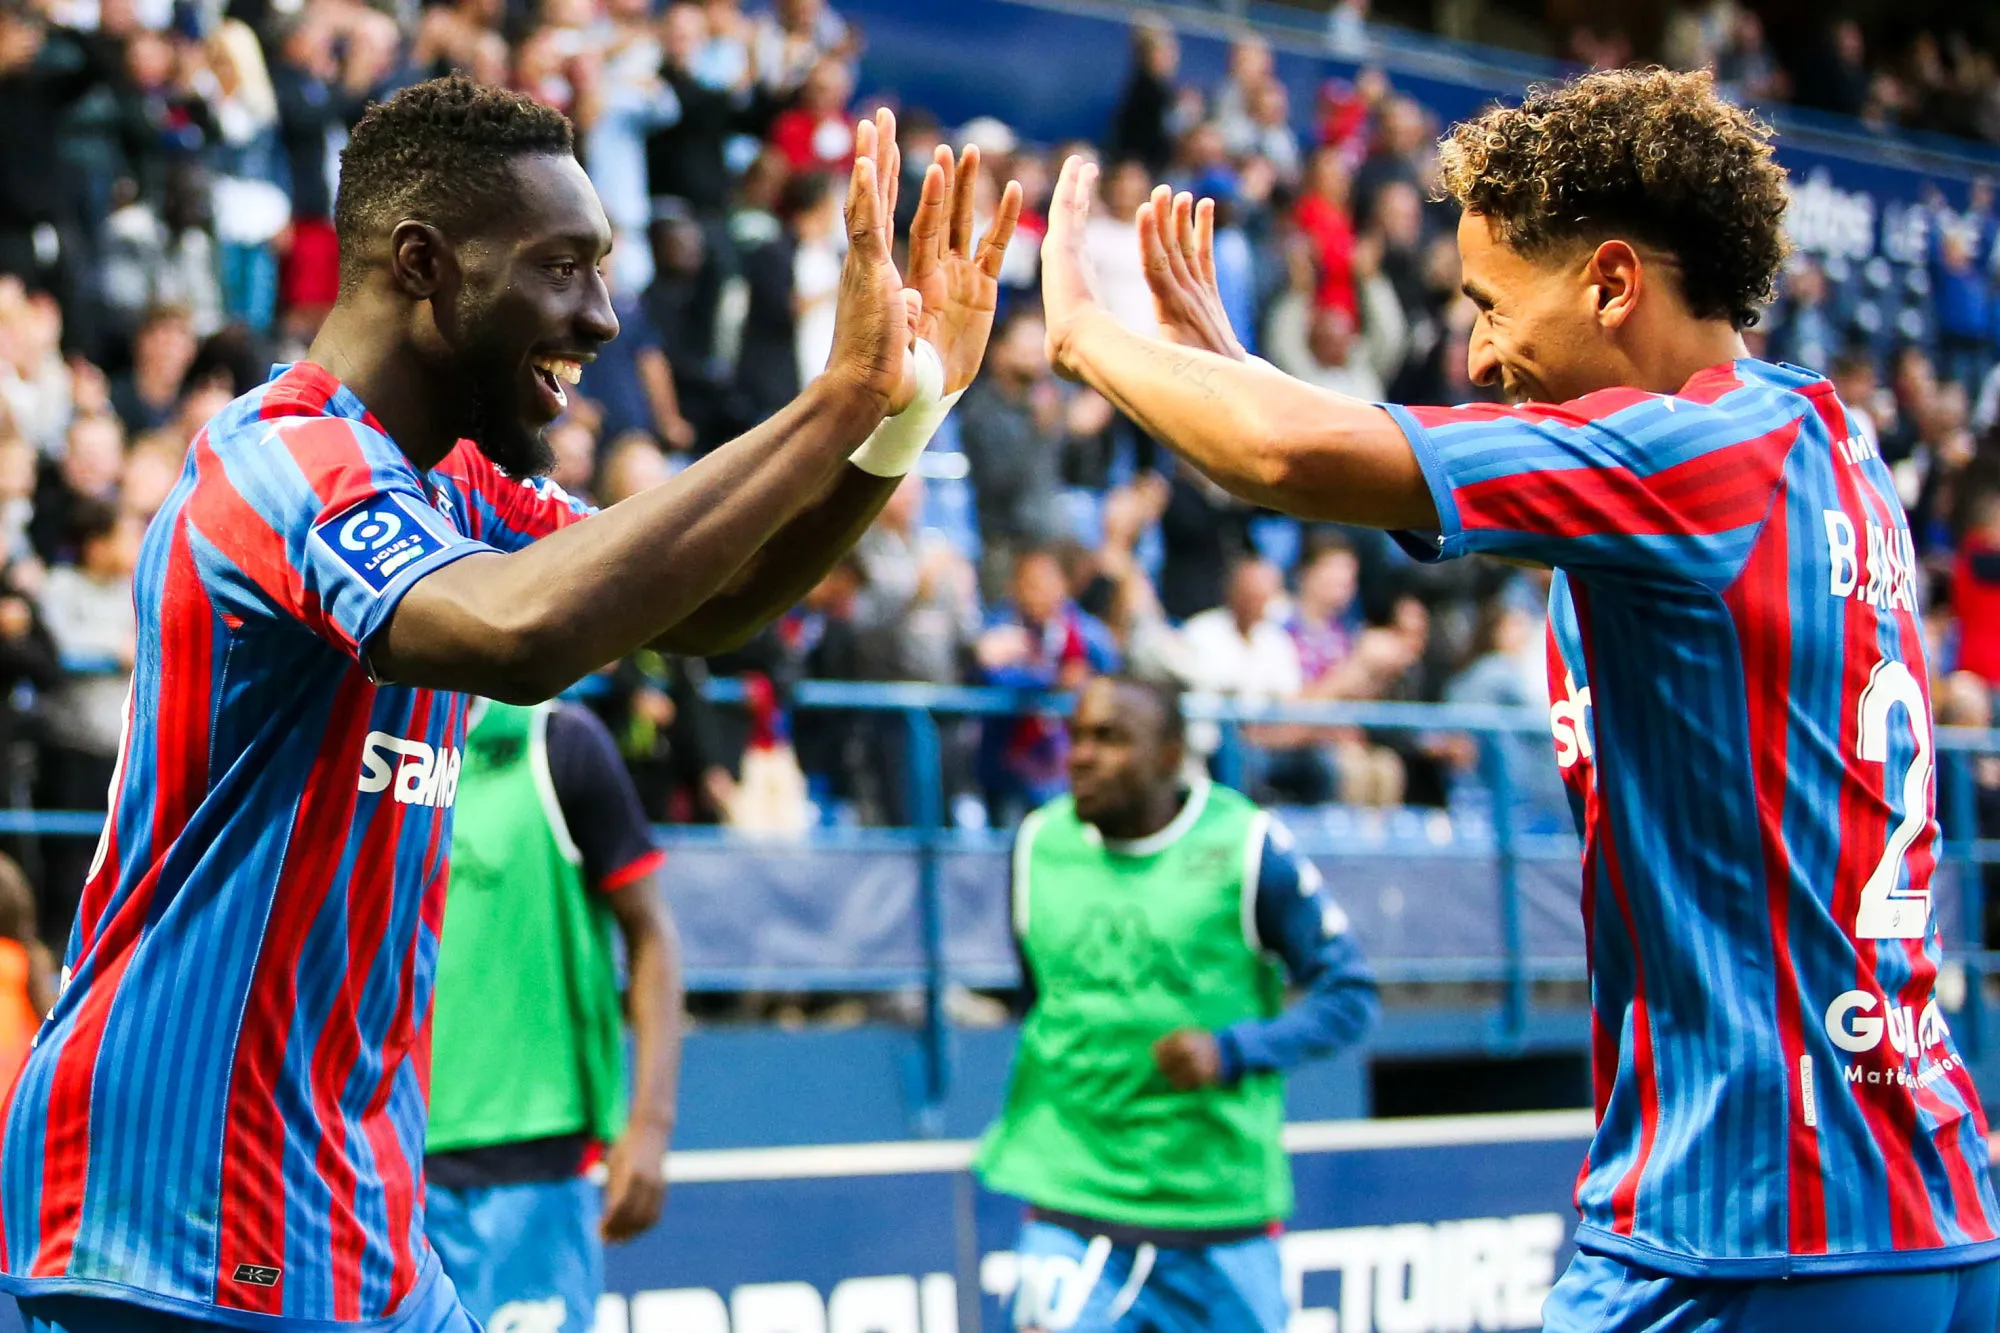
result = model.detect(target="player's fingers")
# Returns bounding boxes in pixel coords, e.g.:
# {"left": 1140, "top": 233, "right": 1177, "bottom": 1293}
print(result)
{"left": 1195, "top": 197, "right": 1219, "bottom": 289}
{"left": 846, "top": 148, "right": 882, "bottom": 252}
{"left": 1157, "top": 190, "right": 1196, "bottom": 291}
{"left": 1136, "top": 197, "right": 1171, "bottom": 280}
{"left": 907, "top": 160, "right": 947, "bottom": 285}
{"left": 950, "top": 143, "right": 980, "bottom": 258}
{"left": 1173, "top": 191, "right": 1199, "bottom": 269}
{"left": 875, "top": 106, "right": 898, "bottom": 230}
{"left": 976, "top": 179, "right": 1023, "bottom": 281}
{"left": 931, "top": 144, "right": 956, "bottom": 269}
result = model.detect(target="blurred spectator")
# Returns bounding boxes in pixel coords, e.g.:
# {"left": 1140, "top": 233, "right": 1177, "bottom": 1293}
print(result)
{"left": 768, "top": 57, "right": 852, "bottom": 173}
{"left": 0, "top": 5, "right": 118, "bottom": 354}
{"left": 1107, "top": 18, "right": 1180, "bottom": 177}
{"left": 1351, "top": 95, "right": 1426, "bottom": 229}
{"left": 1766, "top": 256, "right": 1837, "bottom": 375}
{"left": 751, "top": 0, "right": 852, "bottom": 98}
{"left": 1792, "top": 19, "right": 1871, "bottom": 119}
{"left": 0, "top": 437, "right": 34, "bottom": 567}
{"left": 117, "top": 434, "right": 178, "bottom": 523}
{"left": 1715, "top": 10, "right": 1786, "bottom": 103}
{"left": 1443, "top": 585, "right": 1570, "bottom": 830}
{"left": 1157, "top": 462, "right": 1253, "bottom": 623}
{"left": 546, "top": 415, "right": 600, "bottom": 504}
{"left": 853, "top": 475, "right": 979, "bottom": 687}
{"left": 1932, "top": 216, "right": 1993, "bottom": 394}
{"left": 1082, "top": 159, "right": 1160, "bottom": 337}
{"left": 1265, "top": 234, "right": 1406, "bottom": 400}
{"left": 1210, "top": 36, "right": 1271, "bottom": 155}
{"left": 412, "top": 0, "right": 510, "bottom": 85}
{"left": 1294, "top": 146, "right": 1356, "bottom": 318}
{"left": 581, "top": 271, "right": 697, "bottom": 451}
{"left": 643, "top": 214, "right": 727, "bottom": 445}
{"left": 956, "top": 306, "right": 1068, "bottom": 595}
{"left": 270, "top": 9, "right": 375, "bottom": 341}
{"left": 728, "top": 154, "right": 804, "bottom": 430}
{"left": 33, "top": 412, "right": 123, "bottom": 566}
{"left": 109, "top": 304, "right": 195, "bottom": 435}
{"left": 584, "top": 0, "right": 679, "bottom": 288}
{"left": 976, "top": 546, "right": 1116, "bottom": 818}
{"left": 789, "top": 169, "right": 843, "bottom": 390}
{"left": 0, "top": 285, "right": 76, "bottom": 455}
{"left": 1186, "top": 556, "right": 1346, "bottom": 802}
{"left": 37, "top": 497, "right": 136, "bottom": 934}
{"left": 647, "top": 4, "right": 759, "bottom": 226}
{"left": 599, "top": 431, "right": 675, "bottom": 506}
{"left": 1179, "top": 556, "right": 1305, "bottom": 763}
{"left": 101, "top": 165, "right": 223, "bottom": 343}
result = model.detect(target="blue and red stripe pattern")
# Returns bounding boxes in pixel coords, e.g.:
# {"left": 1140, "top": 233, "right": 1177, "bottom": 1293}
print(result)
{"left": 0, "top": 363, "right": 589, "bottom": 1325}
{"left": 1388, "top": 358, "right": 2000, "bottom": 1276}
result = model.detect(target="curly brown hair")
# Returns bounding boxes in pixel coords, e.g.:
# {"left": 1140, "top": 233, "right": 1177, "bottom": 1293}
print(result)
{"left": 1436, "top": 67, "right": 1790, "bottom": 330}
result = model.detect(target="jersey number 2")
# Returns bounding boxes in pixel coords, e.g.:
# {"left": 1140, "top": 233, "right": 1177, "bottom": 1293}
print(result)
{"left": 1854, "top": 658, "right": 1933, "bottom": 940}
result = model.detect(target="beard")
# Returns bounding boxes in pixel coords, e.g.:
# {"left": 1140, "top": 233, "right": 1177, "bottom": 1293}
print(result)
{"left": 460, "top": 365, "right": 556, "bottom": 481}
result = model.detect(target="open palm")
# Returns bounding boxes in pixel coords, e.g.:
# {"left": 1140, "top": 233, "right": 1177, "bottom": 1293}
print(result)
{"left": 904, "top": 143, "right": 1023, "bottom": 394}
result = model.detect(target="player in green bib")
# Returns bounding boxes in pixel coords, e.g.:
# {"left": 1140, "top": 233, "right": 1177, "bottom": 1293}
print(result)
{"left": 977, "top": 675, "right": 1378, "bottom": 1333}
{"left": 423, "top": 698, "right": 683, "bottom": 1333}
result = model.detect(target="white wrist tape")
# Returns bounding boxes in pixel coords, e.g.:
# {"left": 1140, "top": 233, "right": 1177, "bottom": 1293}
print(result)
{"left": 848, "top": 339, "right": 962, "bottom": 478}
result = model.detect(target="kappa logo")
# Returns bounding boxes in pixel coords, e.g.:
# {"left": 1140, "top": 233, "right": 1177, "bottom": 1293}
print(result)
{"left": 231, "top": 1263, "right": 282, "bottom": 1288}
{"left": 358, "top": 731, "right": 463, "bottom": 808}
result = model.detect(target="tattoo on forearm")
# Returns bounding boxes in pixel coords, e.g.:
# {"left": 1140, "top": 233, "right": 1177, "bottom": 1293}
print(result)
{"left": 1134, "top": 338, "right": 1223, "bottom": 400}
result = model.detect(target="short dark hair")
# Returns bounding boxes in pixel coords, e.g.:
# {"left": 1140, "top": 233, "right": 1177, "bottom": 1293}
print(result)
{"left": 69, "top": 497, "right": 122, "bottom": 551}
{"left": 334, "top": 77, "right": 575, "bottom": 293}
{"left": 1103, "top": 673, "right": 1186, "bottom": 748}
{"left": 1437, "top": 67, "right": 1790, "bottom": 330}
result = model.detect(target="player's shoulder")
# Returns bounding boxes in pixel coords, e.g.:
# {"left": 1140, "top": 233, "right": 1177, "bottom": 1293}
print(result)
{"left": 198, "top": 376, "right": 412, "bottom": 483}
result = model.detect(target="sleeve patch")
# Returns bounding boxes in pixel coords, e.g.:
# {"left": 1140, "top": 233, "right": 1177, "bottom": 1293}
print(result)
{"left": 310, "top": 492, "right": 452, "bottom": 596}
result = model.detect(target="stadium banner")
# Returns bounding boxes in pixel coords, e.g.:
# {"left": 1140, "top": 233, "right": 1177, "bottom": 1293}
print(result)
{"left": 587, "top": 1110, "right": 1596, "bottom": 1333}
{"left": 840, "top": 0, "right": 2000, "bottom": 260}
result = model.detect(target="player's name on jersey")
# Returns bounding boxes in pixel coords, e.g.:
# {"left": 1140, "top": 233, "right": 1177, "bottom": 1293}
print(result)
{"left": 1823, "top": 511, "right": 1918, "bottom": 613}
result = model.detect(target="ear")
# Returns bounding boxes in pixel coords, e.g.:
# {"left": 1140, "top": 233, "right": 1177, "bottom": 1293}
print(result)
{"left": 1584, "top": 238, "right": 1642, "bottom": 331}
{"left": 388, "top": 220, "right": 454, "bottom": 301}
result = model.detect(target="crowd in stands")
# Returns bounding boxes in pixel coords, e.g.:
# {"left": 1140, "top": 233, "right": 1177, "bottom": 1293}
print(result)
{"left": 10, "top": 0, "right": 2000, "bottom": 948}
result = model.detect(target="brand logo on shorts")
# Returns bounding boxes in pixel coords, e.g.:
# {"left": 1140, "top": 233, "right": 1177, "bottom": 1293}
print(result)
{"left": 231, "top": 1263, "right": 282, "bottom": 1287}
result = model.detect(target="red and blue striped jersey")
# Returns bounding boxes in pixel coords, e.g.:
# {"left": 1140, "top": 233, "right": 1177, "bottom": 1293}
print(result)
{"left": 0, "top": 363, "right": 591, "bottom": 1325}
{"left": 1388, "top": 358, "right": 2000, "bottom": 1276}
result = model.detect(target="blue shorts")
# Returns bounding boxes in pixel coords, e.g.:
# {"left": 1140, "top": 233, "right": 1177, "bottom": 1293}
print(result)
{"left": 1006, "top": 1218, "right": 1288, "bottom": 1333}
{"left": 1545, "top": 1251, "right": 2000, "bottom": 1333}
{"left": 425, "top": 1177, "right": 601, "bottom": 1333}
{"left": 15, "top": 1258, "right": 478, "bottom": 1331}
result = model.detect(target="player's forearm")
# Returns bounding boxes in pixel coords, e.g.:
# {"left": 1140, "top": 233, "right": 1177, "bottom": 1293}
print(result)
{"left": 375, "top": 377, "right": 884, "bottom": 699}
{"left": 1219, "top": 940, "right": 1379, "bottom": 1079}
{"left": 1060, "top": 309, "right": 1436, "bottom": 528}
{"left": 649, "top": 465, "right": 899, "bottom": 656}
{"left": 621, "top": 892, "right": 684, "bottom": 1142}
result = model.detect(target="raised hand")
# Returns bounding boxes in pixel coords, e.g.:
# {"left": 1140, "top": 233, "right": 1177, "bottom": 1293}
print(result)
{"left": 824, "top": 107, "right": 921, "bottom": 413}
{"left": 1137, "top": 185, "right": 1246, "bottom": 362}
{"left": 1041, "top": 154, "right": 1107, "bottom": 381}
{"left": 905, "top": 143, "right": 1023, "bottom": 394}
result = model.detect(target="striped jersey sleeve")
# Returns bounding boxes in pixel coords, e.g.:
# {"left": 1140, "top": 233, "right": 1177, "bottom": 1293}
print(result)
{"left": 1382, "top": 365, "right": 1810, "bottom": 585}
{"left": 188, "top": 414, "right": 489, "bottom": 661}
{"left": 430, "top": 440, "right": 594, "bottom": 553}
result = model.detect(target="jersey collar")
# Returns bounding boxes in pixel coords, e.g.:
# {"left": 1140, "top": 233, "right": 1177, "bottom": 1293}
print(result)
{"left": 1087, "top": 778, "right": 1213, "bottom": 858}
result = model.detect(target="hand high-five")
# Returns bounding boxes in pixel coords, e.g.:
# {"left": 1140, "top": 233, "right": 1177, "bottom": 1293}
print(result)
{"left": 907, "top": 142, "right": 1024, "bottom": 394}
{"left": 1042, "top": 156, "right": 1248, "bottom": 378}
{"left": 1136, "top": 184, "right": 1246, "bottom": 362}
{"left": 826, "top": 108, "right": 918, "bottom": 413}
{"left": 1039, "top": 154, "right": 1104, "bottom": 381}
{"left": 825, "top": 108, "right": 1024, "bottom": 415}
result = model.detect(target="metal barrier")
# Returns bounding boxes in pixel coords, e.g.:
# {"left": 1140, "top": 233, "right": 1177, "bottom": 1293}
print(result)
{"left": 17, "top": 667, "right": 2000, "bottom": 1130}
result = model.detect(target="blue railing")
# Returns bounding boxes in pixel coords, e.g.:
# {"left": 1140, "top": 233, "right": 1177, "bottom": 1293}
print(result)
{"left": 21, "top": 664, "right": 2000, "bottom": 1129}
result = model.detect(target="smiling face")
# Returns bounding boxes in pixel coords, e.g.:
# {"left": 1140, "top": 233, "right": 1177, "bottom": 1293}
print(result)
{"left": 434, "top": 152, "right": 619, "bottom": 478}
{"left": 1456, "top": 211, "right": 1627, "bottom": 406}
